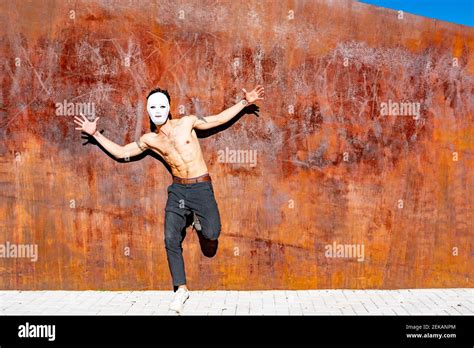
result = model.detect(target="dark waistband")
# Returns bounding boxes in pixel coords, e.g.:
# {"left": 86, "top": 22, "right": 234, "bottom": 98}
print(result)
{"left": 172, "top": 173, "right": 211, "bottom": 184}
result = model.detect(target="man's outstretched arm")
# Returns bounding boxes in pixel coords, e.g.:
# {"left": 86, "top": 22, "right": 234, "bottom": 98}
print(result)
{"left": 192, "top": 85, "right": 264, "bottom": 130}
{"left": 74, "top": 114, "right": 150, "bottom": 159}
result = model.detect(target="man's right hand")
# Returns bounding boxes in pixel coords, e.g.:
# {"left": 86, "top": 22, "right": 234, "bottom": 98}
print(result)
{"left": 74, "top": 113, "right": 100, "bottom": 136}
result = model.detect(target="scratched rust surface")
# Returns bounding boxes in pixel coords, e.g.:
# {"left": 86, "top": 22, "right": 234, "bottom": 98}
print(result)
{"left": 0, "top": 0, "right": 473, "bottom": 290}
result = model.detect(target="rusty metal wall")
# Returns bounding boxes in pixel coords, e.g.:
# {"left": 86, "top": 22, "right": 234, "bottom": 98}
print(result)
{"left": 0, "top": 0, "right": 472, "bottom": 290}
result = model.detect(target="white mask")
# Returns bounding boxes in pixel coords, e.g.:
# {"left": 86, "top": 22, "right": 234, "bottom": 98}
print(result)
{"left": 147, "top": 92, "right": 170, "bottom": 125}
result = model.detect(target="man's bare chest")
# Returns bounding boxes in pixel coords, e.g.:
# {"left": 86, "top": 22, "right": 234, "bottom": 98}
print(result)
{"left": 151, "top": 129, "right": 199, "bottom": 157}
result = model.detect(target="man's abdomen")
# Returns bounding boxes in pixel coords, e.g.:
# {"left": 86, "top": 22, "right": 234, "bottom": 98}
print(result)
{"left": 170, "top": 159, "right": 208, "bottom": 178}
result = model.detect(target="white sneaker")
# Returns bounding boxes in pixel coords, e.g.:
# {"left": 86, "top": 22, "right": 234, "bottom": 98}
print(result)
{"left": 169, "top": 288, "right": 190, "bottom": 313}
{"left": 192, "top": 212, "right": 202, "bottom": 232}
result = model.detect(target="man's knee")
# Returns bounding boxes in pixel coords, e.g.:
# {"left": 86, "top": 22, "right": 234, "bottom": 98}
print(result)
{"left": 164, "top": 210, "right": 186, "bottom": 250}
{"left": 202, "top": 223, "right": 221, "bottom": 240}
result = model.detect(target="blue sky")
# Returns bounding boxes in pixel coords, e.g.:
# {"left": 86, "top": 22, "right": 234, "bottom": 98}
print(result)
{"left": 359, "top": 0, "right": 474, "bottom": 27}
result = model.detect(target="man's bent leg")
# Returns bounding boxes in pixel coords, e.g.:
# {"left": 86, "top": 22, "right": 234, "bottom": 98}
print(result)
{"left": 187, "top": 181, "right": 222, "bottom": 241}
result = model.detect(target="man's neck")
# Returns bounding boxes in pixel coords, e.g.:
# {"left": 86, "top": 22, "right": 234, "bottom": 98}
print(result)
{"left": 155, "top": 120, "right": 171, "bottom": 136}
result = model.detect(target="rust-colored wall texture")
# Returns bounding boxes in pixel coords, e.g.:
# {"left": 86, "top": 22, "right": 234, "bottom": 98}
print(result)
{"left": 0, "top": 0, "right": 473, "bottom": 290}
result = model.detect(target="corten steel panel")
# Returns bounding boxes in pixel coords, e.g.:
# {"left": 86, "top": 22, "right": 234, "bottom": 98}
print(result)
{"left": 0, "top": 0, "right": 473, "bottom": 290}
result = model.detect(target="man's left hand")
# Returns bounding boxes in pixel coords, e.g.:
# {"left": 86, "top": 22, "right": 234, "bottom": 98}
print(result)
{"left": 242, "top": 85, "right": 265, "bottom": 103}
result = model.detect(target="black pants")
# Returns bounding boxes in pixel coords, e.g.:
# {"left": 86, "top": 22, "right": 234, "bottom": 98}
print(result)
{"left": 164, "top": 180, "right": 221, "bottom": 287}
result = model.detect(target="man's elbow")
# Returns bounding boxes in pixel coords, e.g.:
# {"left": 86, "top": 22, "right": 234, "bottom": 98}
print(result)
{"left": 115, "top": 146, "right": 127, "bottom": 159}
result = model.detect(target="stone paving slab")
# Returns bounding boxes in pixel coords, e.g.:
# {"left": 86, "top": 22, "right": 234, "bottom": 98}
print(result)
{"left": 0, "top": 289, "right": 472, "bottom": 316}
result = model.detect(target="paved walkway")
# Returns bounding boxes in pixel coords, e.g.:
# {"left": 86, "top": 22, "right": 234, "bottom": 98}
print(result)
{"left": 0, "top": 289, "right": 472, "bottom": 316}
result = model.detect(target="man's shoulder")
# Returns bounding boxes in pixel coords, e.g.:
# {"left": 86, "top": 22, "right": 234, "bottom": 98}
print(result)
{"left": 180, "top": 115, "right": 197, "bottom": 121}
{"left": 140, "top": 132, "right": 158, "bottom": 142}
{"left": 172, "top": 115, "right": 197, "bottom": 125}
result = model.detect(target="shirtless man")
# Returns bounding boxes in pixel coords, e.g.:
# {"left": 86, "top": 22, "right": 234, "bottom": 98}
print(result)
{"left": 74, "top": 85, "right": 264, "bottom": 312}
